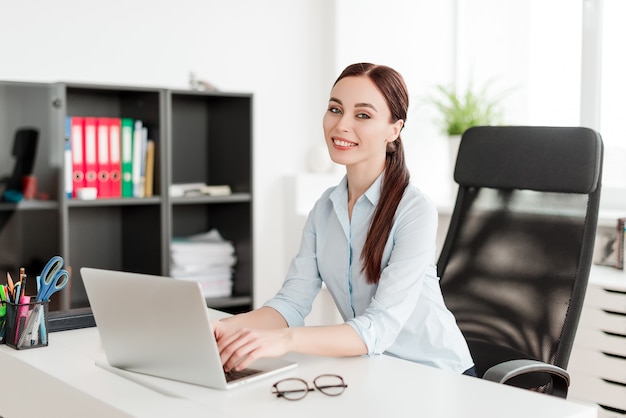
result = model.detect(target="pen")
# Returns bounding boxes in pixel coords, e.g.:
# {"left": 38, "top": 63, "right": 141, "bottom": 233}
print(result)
{"left": 13, "top": 283, "right": 21, "bottom": 304}
{"left": 19, "top": 267, "right": 26, "bottom": 299}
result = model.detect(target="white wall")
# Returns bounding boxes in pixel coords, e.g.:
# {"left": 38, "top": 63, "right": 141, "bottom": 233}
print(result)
{"left": 0, "top": 0, "right": 461, "bottom": 308}
{"left": 333, "top": 0, "right": 457, "bottom": 206}
{"left": 0, "top": 0, "right": 338, "bottom": 306}
{"left": 4, "top": 1, "right": 584, "bottom": 310}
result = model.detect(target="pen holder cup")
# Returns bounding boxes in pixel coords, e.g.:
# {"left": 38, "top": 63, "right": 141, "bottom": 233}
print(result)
{"left": 2, "top": 300, "right": 49, "bottom": 349}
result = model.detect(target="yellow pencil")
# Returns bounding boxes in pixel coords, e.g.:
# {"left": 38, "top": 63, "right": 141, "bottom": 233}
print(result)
{"left": 7, "top": 272, "right": 15, "bottom": 300}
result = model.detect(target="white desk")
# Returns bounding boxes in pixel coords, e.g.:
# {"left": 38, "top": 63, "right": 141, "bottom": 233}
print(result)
{"left": 0, "top": 326, "right": 597, "bottom": 418}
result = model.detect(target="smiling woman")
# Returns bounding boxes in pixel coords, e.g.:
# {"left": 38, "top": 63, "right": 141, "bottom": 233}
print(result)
{"left": 322, "top": 64, "right": 408, "bottom": 283}
{"left": 213, "top": 63, "right": 476, "bottom": 377}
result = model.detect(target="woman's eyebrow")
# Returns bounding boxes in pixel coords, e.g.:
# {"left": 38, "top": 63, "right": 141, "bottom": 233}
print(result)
{"left": 329, "top": 97, "right": 377, "bottom": 112}
{"left": 355, "top": 102, "right": 377, "bottom": 112}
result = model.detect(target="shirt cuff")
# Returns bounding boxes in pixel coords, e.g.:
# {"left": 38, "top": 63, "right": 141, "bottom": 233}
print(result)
{"left": 263, "top": 297, "right": 306, "bottom": 327}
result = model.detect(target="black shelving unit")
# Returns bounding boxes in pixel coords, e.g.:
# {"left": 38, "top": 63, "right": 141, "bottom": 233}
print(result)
{"left": 0, "top": 81, "right": 253, "bottom": 320}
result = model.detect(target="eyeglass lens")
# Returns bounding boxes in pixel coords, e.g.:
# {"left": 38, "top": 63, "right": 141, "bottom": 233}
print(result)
{"left": 313, "top": 374, "right": 347, "bottom": 396}
{"left": 273, "top": 378, "right": 313, "bottom": 401}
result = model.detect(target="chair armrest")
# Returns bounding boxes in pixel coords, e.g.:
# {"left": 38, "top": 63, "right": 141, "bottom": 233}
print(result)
{"left": 482, "top": 359, "right": 570, "bottom": 398}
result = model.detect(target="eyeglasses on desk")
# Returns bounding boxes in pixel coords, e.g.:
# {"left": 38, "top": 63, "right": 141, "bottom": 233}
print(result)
{"left": 271, "top": 374, "right": 347, "bottom": 401}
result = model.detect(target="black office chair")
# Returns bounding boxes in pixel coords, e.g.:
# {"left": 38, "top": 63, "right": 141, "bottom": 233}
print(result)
{"left": 438, "top": 126, "right": 603, "bottom": 398}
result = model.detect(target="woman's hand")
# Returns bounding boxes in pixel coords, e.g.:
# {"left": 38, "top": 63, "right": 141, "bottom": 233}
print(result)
{"left": 211, "top": 307, "right": 367, "bottom": 371}
{"left": 213, "top": 320, "right": 292, "bottom": 371}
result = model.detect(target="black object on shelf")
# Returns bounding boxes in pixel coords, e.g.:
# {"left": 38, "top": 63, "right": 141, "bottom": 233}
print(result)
{"left": 2, "top": 127, "right": 39, "bottom": 203}
{"left": 7, "top": 127, "right": 39, "bottom": 190}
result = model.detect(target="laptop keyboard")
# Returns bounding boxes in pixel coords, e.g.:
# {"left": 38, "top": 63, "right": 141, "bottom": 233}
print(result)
{"left": 224, "top": 368, "right": 262, "bottom": 382}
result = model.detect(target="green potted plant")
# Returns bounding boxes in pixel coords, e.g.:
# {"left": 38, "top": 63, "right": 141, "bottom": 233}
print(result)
{"left": 430, "top": 81, "right": 506, "bottom": 136}
{"left": 428, "top": 81, "right": 509, "bottom": 184}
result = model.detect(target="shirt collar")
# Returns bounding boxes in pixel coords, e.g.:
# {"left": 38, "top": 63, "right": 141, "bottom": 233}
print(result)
{"left": 363, "top": 172, "right": 384, "bottom": 207}
{"left": 330, "top": 172, "right": 385, "bottom": 209}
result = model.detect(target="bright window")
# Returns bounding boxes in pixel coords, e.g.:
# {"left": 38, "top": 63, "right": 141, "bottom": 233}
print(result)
{"left": 599, "top": 0, "right": 626, "bottom": 189}
{"left": 458, "top": 0, "right": 623, "bottom": 199}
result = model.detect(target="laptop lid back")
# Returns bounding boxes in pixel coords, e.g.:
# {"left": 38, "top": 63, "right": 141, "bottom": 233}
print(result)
{"left": 81, "top": 267, "right": 231, "bottom": 389}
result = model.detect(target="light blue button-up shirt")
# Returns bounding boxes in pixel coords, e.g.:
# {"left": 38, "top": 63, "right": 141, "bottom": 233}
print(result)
{"left": 264, "top": 174, "right": 474, "bottom": 373}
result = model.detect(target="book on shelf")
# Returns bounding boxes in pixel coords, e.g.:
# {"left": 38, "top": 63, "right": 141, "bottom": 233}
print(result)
{"left": 64, "top": 117, "right": 73, "bottom": 199}
{"left": 96, "top": 117, "right": 112, "bottom": 198}
{"left": 70, "top": 116, "right": 85, "bottom": 198}
{"left": 121, "top": 118, "right": 134, "bottom": 198}
{"left": 144, "top": 139, "right": 155, "bottom": 197}
{"left": 83, "top": 117, "right": 98, "bottom": 192}
{"left": 139, "top": 126, "right": 148, "bottom": 197}
{"left": 169, "top": 183, "right": 232, "bottom": 198}
{"left": 108, "top": 118, "right": 122, "bottom": 198}
{"left": 132, "top": 120, "right": 146, "bottom": 198}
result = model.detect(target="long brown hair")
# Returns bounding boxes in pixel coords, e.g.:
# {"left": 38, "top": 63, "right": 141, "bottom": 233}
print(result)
{"left": 333, "top": 63, "right": 410, "bottom": 284}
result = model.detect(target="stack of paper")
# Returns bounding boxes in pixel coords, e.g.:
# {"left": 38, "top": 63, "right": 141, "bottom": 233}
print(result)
{"left": 170, "top": 229, "right": 235, "bottom": 298}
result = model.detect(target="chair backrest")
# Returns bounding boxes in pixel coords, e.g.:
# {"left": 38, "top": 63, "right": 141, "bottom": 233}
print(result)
{"left": 437, "top": 126, "right": 603, "bottom": 388}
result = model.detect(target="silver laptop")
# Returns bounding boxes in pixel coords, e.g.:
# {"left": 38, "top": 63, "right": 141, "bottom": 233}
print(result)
{"left": 81, "top": 267, "right": 297, "bottom": 390}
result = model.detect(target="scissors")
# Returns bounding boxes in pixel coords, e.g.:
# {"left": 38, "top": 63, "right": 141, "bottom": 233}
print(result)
{"left": 36, "top": 256, "right": 70, "bottom": 302}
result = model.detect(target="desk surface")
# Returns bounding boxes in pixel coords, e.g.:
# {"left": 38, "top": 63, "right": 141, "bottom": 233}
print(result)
{"left": 0, "top": 326, "right": 597, "bottom": 418}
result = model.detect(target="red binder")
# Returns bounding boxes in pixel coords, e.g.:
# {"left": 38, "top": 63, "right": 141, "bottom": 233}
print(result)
{"left": 108, "top": 118, "right": 122, "bottom": 198}
{"left": 83, "top": 117, "right": 98, "bottom": 194}
{"left": 96, "top": 117, "right": 112, "bottom": 198}
{"left": 70, "top": 117, "right": 85, "bottom": 198}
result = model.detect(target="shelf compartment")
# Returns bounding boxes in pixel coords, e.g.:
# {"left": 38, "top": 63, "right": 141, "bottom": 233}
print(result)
{"left": 66, "top": 84, "right": 161, "bottom": 125}
{"left": 0, "top": 81, "right": 61, "bottom": 200}
{"left": 67, "top": 203, "right": 163, "bottom": 308}
{"left": 0, "top": 208, "right": 61, "bottom": 306}
{"left": 169, "top": 92, "right": 251, "bottom": 194}
{"left": 65, "top": 84, "right": 164, "bottom": 199}
{"left": 171, "top": 201, "right": 252, "bottom": 300}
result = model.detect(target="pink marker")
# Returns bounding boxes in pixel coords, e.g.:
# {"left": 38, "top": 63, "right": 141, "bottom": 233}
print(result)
{"left": 15, "top": 295, "right": 31, "bottom": 345}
